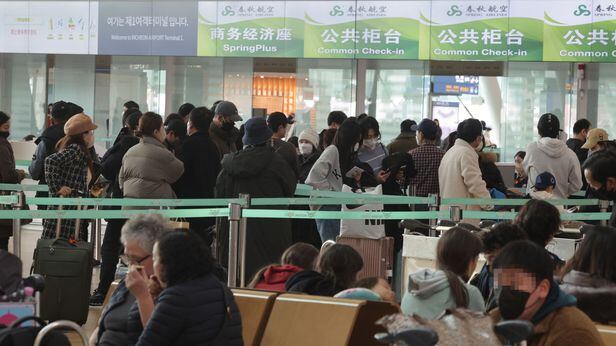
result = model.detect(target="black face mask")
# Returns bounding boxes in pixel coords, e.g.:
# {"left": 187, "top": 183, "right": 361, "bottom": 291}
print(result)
{"left": 221, "top": 122, "right": 235, "bottom": 132}
{"left": 592, "top": 185, "right": 616, "bottom": 201}
{"left": 0, "top": 131, "right": 9, "bottom": 138}
{"left": 496, "top": 286, "right": 531, "bottom": 320}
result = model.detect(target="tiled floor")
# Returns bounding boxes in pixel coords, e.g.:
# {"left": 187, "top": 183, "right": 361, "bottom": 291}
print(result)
{"left": 9, "top": 221, "right": 104, "bottom": 344}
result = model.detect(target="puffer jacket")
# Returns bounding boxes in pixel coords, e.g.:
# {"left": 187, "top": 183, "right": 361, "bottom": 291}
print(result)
{"left": 136, "top": 275, "right": 243, "bottom": 346}
{"left": 560, "top": 270, "right": 616, "bottom": 324}
{"left": 119, "top": 136, "right": 184, "bottom": 200}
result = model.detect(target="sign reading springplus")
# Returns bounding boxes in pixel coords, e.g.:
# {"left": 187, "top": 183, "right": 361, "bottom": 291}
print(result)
{"left": 198, "top": 1, "right": 300, "bottom": 57}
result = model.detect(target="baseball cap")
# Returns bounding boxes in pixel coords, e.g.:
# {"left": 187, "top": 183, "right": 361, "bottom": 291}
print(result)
{"left": 534, "top": 172, "right": 556, "bottom": 191}
{"left": 214, "top": 101, "right": 242, "bottom": 122}
{"left": 417, "top": 118, "right": 438, "bottom": 140}
{"left": 582, "top": 128, "right": 609, "bottom": 149}
{"left": 51, "top": 101, "right": 84, "bottom": 121}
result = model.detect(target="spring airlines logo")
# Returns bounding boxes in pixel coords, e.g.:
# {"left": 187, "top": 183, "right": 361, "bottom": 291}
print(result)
{"left": 221, "top": 6, "right": 235, "bottom": 16}
{"left": 447, "top": 5, "right": 463, "bottom": 16}
{"left": 573, "top": 4, "right": 591, "bottom": 16}
{"left": 329, "top": 5, "right": 344, "bottom": 16}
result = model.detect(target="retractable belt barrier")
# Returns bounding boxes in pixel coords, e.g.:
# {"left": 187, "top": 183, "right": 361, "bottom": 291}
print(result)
{"left": 2, "top": 182, "right": 613, "bottom": 287}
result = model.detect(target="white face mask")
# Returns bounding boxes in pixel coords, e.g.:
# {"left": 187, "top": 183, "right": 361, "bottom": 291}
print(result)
{"left": 364, "top": 138, "right": 378, "bottom": 150}
{"left": 299, "top": 143, "right": 313, "bottom": 156}
{"left": 353, "top": 143, "right": 360, "bottom": 152}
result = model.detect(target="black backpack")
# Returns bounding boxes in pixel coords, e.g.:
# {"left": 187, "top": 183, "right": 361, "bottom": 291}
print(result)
{"left": 0, "top": 316, "right": 69, "bottom": 346}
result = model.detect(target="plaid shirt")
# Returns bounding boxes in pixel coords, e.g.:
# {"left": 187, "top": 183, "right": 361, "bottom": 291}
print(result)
{"left": 408, "top": 144, "right": 445, "bottom": 196}
{"left": 42, "top": 144, "right": 89, "bottom": 240}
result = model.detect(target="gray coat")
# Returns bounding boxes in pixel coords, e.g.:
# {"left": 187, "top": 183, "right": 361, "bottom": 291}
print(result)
{"left": 119, "top": 136, "right": 184, "bottom": 199}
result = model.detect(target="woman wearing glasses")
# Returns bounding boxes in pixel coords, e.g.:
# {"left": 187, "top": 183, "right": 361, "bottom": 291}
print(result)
{"left": 90, "top": 214, "right": 171, "bottom": 346}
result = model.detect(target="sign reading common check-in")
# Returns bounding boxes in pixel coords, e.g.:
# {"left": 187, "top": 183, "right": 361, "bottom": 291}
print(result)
{"left": 2, "top": 0, "right": 616, "bottom": 62}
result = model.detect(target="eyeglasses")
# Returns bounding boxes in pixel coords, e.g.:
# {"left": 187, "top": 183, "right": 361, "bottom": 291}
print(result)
{"left": 120, "top": 253, "right": 151, "bottom": 265}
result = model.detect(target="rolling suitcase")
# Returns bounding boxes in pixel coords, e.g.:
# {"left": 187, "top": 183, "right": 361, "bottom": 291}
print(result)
{"left": 32, "top": 205, "right": 93, "bottom": 325}
{"left": 336, "top": 236, "right": 394, "bottom": 281}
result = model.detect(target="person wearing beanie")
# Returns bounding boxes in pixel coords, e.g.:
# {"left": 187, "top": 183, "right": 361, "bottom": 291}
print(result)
{"left": 298, "top": 128, "right": 321, "bottom": 184}
{"left": 90, "top": 109, "right": 142, "bottom": 306}
{"left": 41, "top": 113, "right": 98, "bottom": 241}
{"left": 29, "top": 101, "right": 84, "bottom": 202}
{"left": 0, "top": 112, "right": 26, "bottom": 250}
{"left": 216, "top": 117, "right": 297, "bottom": 283}
{"left": 387, "top": 119, "right": 419, "bottom": 154}
{"left": 523, "top": 113, "right": 582, "bottom": 198}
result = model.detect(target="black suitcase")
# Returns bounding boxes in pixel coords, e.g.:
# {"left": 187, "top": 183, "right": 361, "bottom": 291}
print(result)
{"left": 32, "top": 205, "right": 93, "bottom": 325}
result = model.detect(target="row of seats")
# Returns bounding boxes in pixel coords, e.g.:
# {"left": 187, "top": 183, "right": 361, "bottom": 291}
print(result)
{"left": 102, "top": 281, "right": 616, "bottom": 345}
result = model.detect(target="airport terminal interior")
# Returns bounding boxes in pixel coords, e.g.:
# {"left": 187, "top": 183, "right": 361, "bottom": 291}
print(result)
{"left": 2, "top": 0, "right": 616, "bottom": 345}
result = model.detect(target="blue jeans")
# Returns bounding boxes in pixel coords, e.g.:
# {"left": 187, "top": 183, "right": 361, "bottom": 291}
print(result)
{"left": 315, "top": 205, "right": 341, "bottom": 242}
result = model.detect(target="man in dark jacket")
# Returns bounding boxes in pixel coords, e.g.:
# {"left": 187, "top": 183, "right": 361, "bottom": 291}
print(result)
{"left": 566, "top": 119, "right": 591, "bottom": 166}
{"left": 267, "top": 112, "right": 299, "bottom": 178}
{"left": 29, "top": 101, "right": 83, "bottom": 204}
{"left": 174, "top": 107, "right": 221, "bottom": 243}
{"left": 90, "top": 110, "right": 142, "bottom": 306}
{"left": 216, "top": 117, "right": 297, "bottom": 283}
{"left": 209, "top": 101, "right": 242, "bottom": 157}
{"left": 583, "top": 150, "right": 616, "bottom": 227}
{"left": 387, "top": 119, "right": 418, "bottom": 154}
{"left": 163, "top": 119, "right": 186, "bottom": 156}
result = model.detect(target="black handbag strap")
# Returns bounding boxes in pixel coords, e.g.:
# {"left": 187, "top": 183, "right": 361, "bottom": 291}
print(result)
{"left": 8, "top": 316, "right": 46, "bottom": 329}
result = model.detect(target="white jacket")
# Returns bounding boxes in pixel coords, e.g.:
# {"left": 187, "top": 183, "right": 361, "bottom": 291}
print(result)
{"left": 438, "top": 139, "right": 491, "bottom": 211}
{"left": 523, "top": 138, "right": 582, "bottom": 198}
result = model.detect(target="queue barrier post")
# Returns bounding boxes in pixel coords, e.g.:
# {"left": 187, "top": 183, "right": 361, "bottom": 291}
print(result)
{"left": 428, "top": 194, "right": 439, "bottom": 237}
{"left": 11, "top": 191, "right": 25, "bottom": 258}
{"left": 599, "top": 200, "right": 610, "bottom": 227}
{"left": 449, "top": 205, "right": 462, "bottom": 223}
{"left": 93, "top": 205, "right": 102, "bottom": 261}
{"left": 408, "top": 185, "right": 417, "bottom": 211}
{"left": 238, "top": 194, "right": 251, "bottom": 288}
{"left": 228, "top": 200, "right": 242, "bottom": 288}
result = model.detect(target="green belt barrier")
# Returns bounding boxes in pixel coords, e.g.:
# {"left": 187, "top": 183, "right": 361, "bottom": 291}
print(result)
{"left": 15, "top": 160, "right": 31, "bottom": 166}
{"left": 237, "top": 209, "right": 449, "bottom": 220}
{"left": 295, "top": 189, "right": 435, "bottom": 204}
{"left": 559, "top": 212, "right": 612, "bottom": 221}
{"left": 0, "top": 208, "right": 229, "bottom": 220}
{"left": 441, "top": 198, "right": 601, "bottom": 206}
{"left": 464, "top": 210, "right": 612, "bottom": 221}
{"left": 0, "top": 195, "right": 18, "bottom": 205}
{"left": 26, "top": 196, "right": 437, "bottom": 207}
{"left": 0, "top": 184, "right": 49, "bottom": 192}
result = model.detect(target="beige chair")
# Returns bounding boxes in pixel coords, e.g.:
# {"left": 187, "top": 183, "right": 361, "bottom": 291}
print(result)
{"left": 231, "top": 289, "right": 279, "bottom": 346}
{"left": 596, "top": 324, "right": 616, "bottom": 345}
{"left": 260, "top": 293, "right": 399, "bottom": 346}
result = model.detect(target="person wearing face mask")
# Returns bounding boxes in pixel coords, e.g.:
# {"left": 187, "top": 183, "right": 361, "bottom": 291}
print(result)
{"left": 438, "top": 118, "right": 491, "bottom": 219}
{"left": 41, "top": 113, "right": 98, "bottom": 241}
{"left": 357, "top": 116, "right": 388, "bottom": 174}
{"left": 307, "top": 118, "right": 366, "bottom": 242}
{"left": 0, "top": 112, "right": 26, "bottom": 250}
{"left": 209, "top": 101, "right": 242, "bottom": 158}
{"left": 582, "top": 128, "right": 609, "bottom": 157}
{"left": 297, "top": 128, "right": 321, "bottom": 184}
{"left": 523, "top": 113, "right": 582, "bottom": 199}
{"left": 491, "top": 241, "right": 603, "bottom": 346}
{"left": 583, "top": 150, "right": 616, "bottom": 228}
{"left": 119, "top": 112, "right": 184, "bottom": 201}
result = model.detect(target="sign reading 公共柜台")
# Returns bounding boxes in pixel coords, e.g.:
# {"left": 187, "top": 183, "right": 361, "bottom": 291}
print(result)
{"left": 4, "top": 0, "right": 616, "bottom": 62}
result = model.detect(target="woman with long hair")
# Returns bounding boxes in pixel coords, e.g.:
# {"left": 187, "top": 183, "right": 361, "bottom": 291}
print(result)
{"left": 42, "top": 113, "right": 97, "bottom": 240}
{"left": 401, "top": 227, "right": 485, "bottom": 319}
{"left": 306, "top": 118, "right": 364, "bottom": 242}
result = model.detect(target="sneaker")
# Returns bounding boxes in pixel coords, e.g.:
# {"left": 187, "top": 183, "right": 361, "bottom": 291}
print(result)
{"left": 89, "top": 289, "right": 106, "bottom": 306}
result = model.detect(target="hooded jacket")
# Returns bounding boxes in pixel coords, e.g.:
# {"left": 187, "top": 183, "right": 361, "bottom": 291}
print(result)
{"left": 401, "top": 269, "right": 485, "bottom": 320}
{"left": 560, "top": 270, "right": 616, "bottom": 324}
{"left": 255, "top": 265, "right": 303, "bottom": 292}
{"left": 29, "top": 123, "right": 65, "bottom": 185}
{"left": 490, "top": 282, "right": 603, "bottom": 346}
{"left": 100, "top": 132, "right": 140, "bottom": 198}
{"left": 285, "top": 270, "right": 346, "bottom": 297}
{"left": 523, "top": 137, "right": 582, "bottom": 198}
{"left": 215, "top": 145, "right": 296, "bottom": 282}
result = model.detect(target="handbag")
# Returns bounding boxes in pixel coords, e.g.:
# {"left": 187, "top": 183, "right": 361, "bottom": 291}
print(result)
{"left": 0, "top": 316, "right": 69, "bottom": 346}
{"left": 340, "top": 184, "right": 386, "bottom": 239}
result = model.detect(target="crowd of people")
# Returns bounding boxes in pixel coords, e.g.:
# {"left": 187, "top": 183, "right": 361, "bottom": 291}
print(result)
{"left": 1, "top": 99, "right": 616, "bottom": 345}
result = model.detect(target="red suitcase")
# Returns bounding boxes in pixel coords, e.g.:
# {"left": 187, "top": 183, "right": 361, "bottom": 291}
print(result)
{"left": 336, "top": 236, "right": 394, "bottom": 281}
